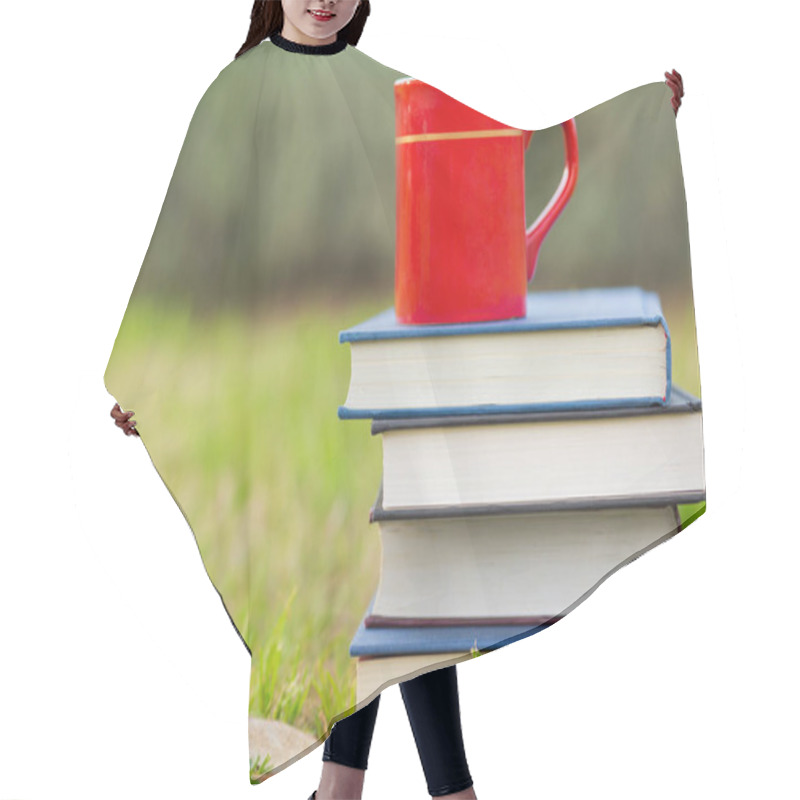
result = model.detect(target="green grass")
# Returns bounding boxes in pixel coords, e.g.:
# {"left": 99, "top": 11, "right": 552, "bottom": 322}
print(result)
{"left": 249, "top": 753, "right": 273, "bottom": 782}
{"left": 109, "top": 293, "right": 385, "bottom": 739}
{"left": 678, "top": 501, "right": 706, "bottom": 529}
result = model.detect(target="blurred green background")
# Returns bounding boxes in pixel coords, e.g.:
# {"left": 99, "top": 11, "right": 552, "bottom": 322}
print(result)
{"left": 106, "top": 71, "right": 702, "bottom": 742}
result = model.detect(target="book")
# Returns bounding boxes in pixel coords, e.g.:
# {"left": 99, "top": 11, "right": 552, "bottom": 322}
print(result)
{"left": 350, "top": 593, "right": 553, "bottom": 704}
{"left": 365, "top": 501, "right": 684, "bottom": 626}
{"left": 371, "top": 386, "right": 703, "bottom": 512}
{"left": 350, "top": 599, "right": 550, "bottom": 654}
{"left": 338, "top": 287, "right": 671, "bottom": 419}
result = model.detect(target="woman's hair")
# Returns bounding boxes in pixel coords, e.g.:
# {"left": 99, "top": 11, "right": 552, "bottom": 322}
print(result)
{"left": 236, "top": 1, "right": 371, "bottom": 59}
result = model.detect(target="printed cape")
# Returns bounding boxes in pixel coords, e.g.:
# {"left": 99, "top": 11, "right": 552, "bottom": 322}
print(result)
{"left": 104, "top": 34, "right": 704, "bottom": 783}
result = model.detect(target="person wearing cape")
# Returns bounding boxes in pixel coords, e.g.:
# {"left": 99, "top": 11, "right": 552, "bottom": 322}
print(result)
{"left": 105, "top": 0, "right": 701, "bottom": 790}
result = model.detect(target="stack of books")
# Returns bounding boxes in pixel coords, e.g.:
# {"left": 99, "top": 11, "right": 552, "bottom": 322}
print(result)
{"left": 338, "top": 287, "right": 705, "bottom": 702}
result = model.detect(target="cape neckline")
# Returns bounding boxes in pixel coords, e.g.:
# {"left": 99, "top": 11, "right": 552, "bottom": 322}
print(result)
{"left": 270, "top": 31, "right": 348, "bottom": 56}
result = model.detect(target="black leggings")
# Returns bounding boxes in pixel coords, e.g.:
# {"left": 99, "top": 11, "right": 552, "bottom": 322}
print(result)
{"left": 322, "top": 665, "right": 473, "bottom": 797}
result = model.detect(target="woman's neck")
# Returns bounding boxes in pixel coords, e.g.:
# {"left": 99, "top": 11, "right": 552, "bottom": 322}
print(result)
{"left": 270, "top": 30, "right": 347, "bottom": 55}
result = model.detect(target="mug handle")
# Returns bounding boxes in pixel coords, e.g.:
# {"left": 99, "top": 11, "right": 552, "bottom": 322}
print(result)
{"left": 523, "top": 119, "right": 579, "bottom": 281}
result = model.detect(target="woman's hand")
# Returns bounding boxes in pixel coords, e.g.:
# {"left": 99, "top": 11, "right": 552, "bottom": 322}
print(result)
{"left": 111, "top": 402, "right": 139, "bottom": 437}
{"left": 665, "top": 69, "right": 684, "bottom": 116}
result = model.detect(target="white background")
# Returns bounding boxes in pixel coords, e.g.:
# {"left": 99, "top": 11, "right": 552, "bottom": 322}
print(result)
{"left": 1, "top": 1, "right": 797, "bottom": 798}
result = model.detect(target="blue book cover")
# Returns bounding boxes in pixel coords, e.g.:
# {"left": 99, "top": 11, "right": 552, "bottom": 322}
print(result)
{"left": 339, "top": 287, "right": 667, "bottom": 343}
{"left": 349, "top": 594, "right": 555, "bottom": 658}
{"left": 338, "top": 287, "right": 672, "bottom": 420}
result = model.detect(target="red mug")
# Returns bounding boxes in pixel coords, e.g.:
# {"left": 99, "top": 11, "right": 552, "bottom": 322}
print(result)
{"left": 394, "top": 78, "right": 579, "bottom": 325}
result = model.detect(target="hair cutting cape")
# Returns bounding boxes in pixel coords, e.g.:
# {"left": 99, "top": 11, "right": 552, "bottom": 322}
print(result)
{"left": 104, "top": 35, "right": 704, "bottom": 783}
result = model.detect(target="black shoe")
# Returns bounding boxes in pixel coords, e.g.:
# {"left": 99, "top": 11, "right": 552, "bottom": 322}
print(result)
{"left": 307, "top": 792, "right": 317, "bottom": 800}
